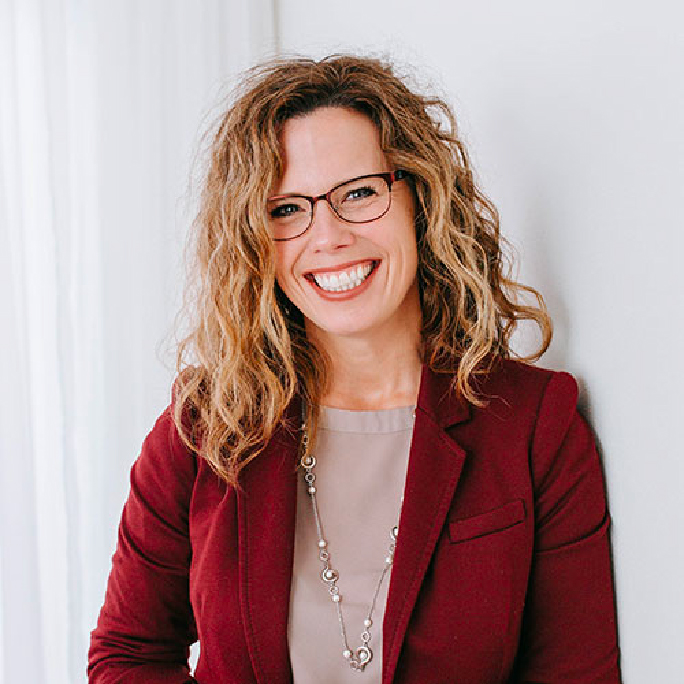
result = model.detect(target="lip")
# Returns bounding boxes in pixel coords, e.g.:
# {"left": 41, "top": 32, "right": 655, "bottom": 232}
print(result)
{"left": 304, "top": 258, "right": 377, "bottom": 277}
{"left": 305, "top": 260, "right": 380, "bottom": 300}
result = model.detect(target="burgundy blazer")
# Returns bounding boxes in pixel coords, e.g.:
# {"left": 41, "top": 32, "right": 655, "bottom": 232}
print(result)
{"left": 89, "top": 359, "right": 620, "bottom": 683}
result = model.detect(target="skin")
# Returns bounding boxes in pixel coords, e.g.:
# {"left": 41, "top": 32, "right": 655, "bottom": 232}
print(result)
{"left": 273, "top": 107, "right": 423, "bottom": 410}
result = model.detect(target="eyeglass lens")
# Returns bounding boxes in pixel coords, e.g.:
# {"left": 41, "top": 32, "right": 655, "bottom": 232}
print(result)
{"left": 267, "top": 175, "right": 391, "bottom": 240}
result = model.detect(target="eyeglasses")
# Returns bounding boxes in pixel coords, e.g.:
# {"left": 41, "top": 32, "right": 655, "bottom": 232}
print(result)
{"left": 266, "top": 170, "right": 410, "bottom": 241}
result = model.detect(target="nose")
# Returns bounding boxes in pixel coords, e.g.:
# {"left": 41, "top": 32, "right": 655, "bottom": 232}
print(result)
{"left": 308, "top": 197, "right": 355, "bottom": 251}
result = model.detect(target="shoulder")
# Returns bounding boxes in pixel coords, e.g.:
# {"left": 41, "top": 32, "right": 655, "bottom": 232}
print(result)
{"left": 132, "top": 390, "right": 198, "bottom": 501}
{"left": 465, "top": 357, "right": 578, "bottom": 431}
{"left": 142, "top": 402, "right": 196, "bottom": 460}
{"left": 478, "top": 357, "right": 577, "bottom": 405}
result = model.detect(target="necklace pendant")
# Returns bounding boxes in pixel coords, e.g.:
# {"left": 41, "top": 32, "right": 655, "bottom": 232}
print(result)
{"left": 350, "top": 646, "right": 372, "bottom": 671}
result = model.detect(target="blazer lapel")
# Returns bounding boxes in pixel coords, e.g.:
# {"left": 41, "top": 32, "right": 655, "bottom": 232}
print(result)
{"left": 382, "top": 365, "right": 470, "bottom": 684}
{"left": 237, "top": 394, "right": 302, "bottom": 684}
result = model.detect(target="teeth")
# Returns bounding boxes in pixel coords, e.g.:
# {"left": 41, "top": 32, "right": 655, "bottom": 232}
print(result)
{"left": 312, "top": 262, "right": 374, "bottom": 292}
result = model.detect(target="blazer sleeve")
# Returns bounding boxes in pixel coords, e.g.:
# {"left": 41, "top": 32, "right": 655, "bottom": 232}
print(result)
{"left": 511, "top": 372, "right": 621, "bottom": 683}
{"left": 88, "top": 405, "right": 198, "bottom": 684}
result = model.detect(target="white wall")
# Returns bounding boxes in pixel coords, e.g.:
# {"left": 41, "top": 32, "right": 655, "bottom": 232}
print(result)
{"left": 277, "top": 1, "right": 683, "bottom": 681}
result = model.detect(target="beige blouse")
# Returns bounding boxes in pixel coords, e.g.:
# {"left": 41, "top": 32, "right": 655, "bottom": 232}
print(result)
{"left": 288, "top": 404, "right": 415, "bottom": 683}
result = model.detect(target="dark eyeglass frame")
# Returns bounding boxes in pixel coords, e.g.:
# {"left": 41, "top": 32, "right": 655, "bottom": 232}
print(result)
{"left": 267, "top": 169, "right": 410, "bottom": 241}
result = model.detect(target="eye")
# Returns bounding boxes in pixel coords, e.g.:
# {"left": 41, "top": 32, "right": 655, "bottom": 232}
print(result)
{"left": 342, "top": 185, "right": 378, "bottom": 202}
{"left": 269, "top": 202, "right": 305, "bottom": 220}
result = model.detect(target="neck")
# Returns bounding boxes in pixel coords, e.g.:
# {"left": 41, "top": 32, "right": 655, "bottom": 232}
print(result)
{"left": 306, "top": 300, "right": 423, "bottom": 411}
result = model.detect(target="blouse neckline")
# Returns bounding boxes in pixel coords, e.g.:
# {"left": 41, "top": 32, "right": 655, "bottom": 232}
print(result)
{"left": 318, "top": 404, "right": 416, "bottom": 433}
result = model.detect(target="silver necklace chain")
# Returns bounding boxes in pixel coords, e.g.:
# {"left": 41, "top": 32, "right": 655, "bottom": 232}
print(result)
{"left": 299, "top": 409, "right": 410, "bottom": 673}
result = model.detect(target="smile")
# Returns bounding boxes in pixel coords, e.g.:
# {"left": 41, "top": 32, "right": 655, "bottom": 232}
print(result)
{"left": 307, "top": 260, "right": 378, "bottom": 293}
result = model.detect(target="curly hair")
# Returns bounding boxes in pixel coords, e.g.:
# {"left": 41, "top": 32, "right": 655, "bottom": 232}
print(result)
{"left": 173, "top": 54, "right": 552, "bottom": 486}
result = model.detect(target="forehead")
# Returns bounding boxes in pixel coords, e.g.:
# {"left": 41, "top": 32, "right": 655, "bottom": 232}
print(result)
{"left": 275, "top": 107, "right": 387, "bottom": 196}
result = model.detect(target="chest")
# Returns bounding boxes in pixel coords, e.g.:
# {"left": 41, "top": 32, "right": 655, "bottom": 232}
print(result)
{"left": 185, "top": 428, "right": 535, "bottom": 684}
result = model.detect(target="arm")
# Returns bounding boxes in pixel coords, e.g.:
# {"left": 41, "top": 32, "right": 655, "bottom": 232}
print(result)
{"left": 511, "top": 372, "right": 621, "bottom": 683}
{"left": 88, "top": 406, "right": 198, "bottom": 684}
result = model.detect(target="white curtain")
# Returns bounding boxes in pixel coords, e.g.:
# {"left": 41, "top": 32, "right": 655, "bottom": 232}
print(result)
{"left": 0, "top": 1, "right": 277, "bottom": 681}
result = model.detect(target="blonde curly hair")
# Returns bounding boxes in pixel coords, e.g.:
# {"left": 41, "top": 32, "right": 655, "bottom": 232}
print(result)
{"left": 173, "top": 55, "right": 552, "bottom": 486}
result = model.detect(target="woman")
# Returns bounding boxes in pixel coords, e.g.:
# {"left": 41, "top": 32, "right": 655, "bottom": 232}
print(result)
{"left": 89, "top": 56, "right": 620, "bottom": 683}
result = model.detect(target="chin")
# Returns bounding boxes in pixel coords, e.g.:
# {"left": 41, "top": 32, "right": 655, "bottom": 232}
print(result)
{"left": 306, "top": 312, "right": 385, "bottom": 340}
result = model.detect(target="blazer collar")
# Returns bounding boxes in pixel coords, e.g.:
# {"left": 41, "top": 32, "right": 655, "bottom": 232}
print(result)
{"left": 237, "top": 364, "right": 470, "bottom": 684}
{"left": 416, "top": 362, "right": 471, "bottom": 429}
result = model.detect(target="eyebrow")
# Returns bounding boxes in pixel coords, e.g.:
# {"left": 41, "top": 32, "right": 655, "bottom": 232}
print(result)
{"left": 268, "top": 171, "right": 389, "bottom": 200}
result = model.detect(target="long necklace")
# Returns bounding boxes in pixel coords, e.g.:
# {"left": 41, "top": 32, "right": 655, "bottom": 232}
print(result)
{"left": 299, "top": 408, "right": 408, "bottom": 673}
